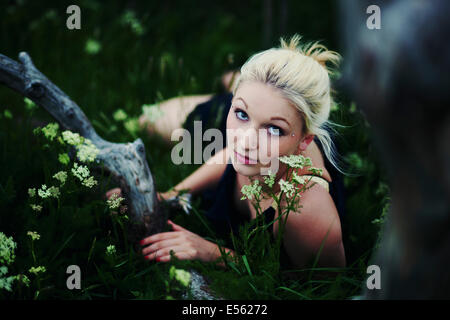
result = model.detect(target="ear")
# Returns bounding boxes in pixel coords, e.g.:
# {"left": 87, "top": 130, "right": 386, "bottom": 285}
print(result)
{"left": 298, "top": 134, "right": 315, "bottom": 152}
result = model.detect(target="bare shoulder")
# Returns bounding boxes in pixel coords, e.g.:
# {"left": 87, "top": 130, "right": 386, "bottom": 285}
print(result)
{"left": 280, "top": 183, "right": 346, "bottom": 268}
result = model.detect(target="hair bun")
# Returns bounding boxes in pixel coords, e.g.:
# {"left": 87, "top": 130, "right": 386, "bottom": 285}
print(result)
{"left": 280, "top": 34, "right": 341, "bottom": 76}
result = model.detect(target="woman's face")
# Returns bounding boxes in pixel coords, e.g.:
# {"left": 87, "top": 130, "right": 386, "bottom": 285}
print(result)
{"left": 226, "top": 80, "right": 309, "bottom": 177}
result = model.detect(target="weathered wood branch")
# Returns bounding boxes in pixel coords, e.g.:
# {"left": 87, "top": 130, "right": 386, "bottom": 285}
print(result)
{"left": 0, "top": 52, "right": 165, "bottom": 244}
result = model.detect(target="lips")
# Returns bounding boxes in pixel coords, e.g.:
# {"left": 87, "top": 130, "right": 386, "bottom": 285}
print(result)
{"left": 234, "top": 151, "right": 257, "bottom": 165}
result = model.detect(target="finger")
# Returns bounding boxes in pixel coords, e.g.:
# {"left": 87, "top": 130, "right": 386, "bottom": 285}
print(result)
{"left": 167, "top": 219, "right": 188, "bottom": 232}
{"left": 141, "top": 238, "right": 181, "bottom": 256}
{"left": 140, "top": 231, "right": 181, "bottom": 246}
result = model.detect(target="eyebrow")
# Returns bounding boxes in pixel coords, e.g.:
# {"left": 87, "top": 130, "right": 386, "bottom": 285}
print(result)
{"left": 235, "top": 97, "right": 291, "bottom": 127}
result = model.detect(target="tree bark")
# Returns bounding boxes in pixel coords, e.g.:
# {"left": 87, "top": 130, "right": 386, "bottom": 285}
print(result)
{"left": 0, "top": 52, "right": 165, "bottom": 245}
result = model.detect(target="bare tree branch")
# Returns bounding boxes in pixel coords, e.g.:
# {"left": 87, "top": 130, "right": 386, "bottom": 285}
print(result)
{"left": 0, "top": 51, "right": 165, "bottom": 244}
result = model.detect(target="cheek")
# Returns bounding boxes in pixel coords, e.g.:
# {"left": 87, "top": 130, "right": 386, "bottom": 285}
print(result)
{"left": 258, "top": 138, "right": 297, "bottom": 164}
{"left": 226, "top": 110, "right": 238, "bottom": 148}
{"left": 226, "top": 110, "right": 236, "bottom": 130}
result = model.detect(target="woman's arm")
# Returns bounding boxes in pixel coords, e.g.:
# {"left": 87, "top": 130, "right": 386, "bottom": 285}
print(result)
{"left": 161, "top": 147, "right": 230, "bottom": 199}
{"left": 279, "top": 184, "right": 346, "bottom": 269}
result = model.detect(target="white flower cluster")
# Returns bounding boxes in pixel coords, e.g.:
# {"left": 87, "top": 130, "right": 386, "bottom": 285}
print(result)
{"left": 278, "top": 179, "right": 296, "bottom": 198}
{"left": 106, "top": 193, "right": 125, "bottom": 210}
{"left": 62, "top": 130, "right": 83, "bottom": 146}
{"left": 37, "top": 184, "right": 60, "bottom": 199}
{"left": 27, "top": 231, "right": 41, "bottom": 241}
{"left": 292, "top": 171, "right": 306, "bottom": 185}
{"left": 240, "top": 179, "right": 262, "bottom": 201}
{"left": 76, "top": 139, "right": 99, "bottom": 163}
{"left": 263, "top": 171, "right": 276, "bottom": 188}
{"left": 72, "top": 163, "right": 98, "bottom": 188}
{"left": 279, "top": 154, "right": 312, "bottom": 169}
{"left": 308, "top": 167, "right": 323, "bottom": 176}
{"left": 142, "top": 104, "right": 164, "bottom": 123}
{"left": 53, "top": 171, "right": 67, "bottom": 185}
{"left": 62, "top": 130, "right": 99, "bottom": 163}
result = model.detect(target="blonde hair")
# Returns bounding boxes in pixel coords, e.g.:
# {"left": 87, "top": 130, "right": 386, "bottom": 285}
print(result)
{"left": 233, "top": 34, "right": 344, "bottom": 173}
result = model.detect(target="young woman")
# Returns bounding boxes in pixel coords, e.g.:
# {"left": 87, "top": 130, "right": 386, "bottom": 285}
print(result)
{"left": 125, "top": 35, "right": 346, "bottom": 269}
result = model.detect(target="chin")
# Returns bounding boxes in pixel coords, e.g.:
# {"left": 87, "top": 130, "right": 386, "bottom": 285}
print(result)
{"left": 231, "top": 158, "right": 261, "bottom": 177}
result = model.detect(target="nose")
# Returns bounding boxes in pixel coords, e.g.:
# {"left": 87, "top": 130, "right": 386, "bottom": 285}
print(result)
{"left": 238, "top": 127, "right": 258, "bottom": 152}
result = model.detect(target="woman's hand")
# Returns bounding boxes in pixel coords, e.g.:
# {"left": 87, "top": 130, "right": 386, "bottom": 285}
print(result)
{"left": 106, "top": 187, "right": 175, "bottom": 203}
{"left": 140, "top": 220, "right": 220, "bottom": 263}
{"left": 157, "top": 190, "right": 179, "bottom": 201}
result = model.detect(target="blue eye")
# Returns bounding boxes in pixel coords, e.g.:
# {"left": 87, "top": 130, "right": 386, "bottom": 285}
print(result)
{"left": 235, "top": 109, "right": 249, "bottom": 121}
{"left": 268, "top": 126, "right": 283, "bottom": 136}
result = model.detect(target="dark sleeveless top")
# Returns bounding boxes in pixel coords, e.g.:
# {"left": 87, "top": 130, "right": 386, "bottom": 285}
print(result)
{"left": 187, "top": 93, "right": 346, "bottom": 268}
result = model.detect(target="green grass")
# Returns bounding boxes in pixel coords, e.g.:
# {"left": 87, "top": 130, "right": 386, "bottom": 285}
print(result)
{"left": 0, "top": 0, "right": 388, "bottom": 300}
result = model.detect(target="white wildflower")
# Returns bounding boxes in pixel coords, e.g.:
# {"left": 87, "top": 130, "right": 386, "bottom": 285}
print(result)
{"left": 76, "top": 139, "right": 99, "bottom": 163}
{"left": 53, "top": 171, "right": 67, "bottom": 185}
{"left": 279, "top": 179, "right": 296, "bottom": 198}
{"left": 38, "top": 184, "right": 51, "bottom": 199}
{"left": 240, "top": 179, "right": 262, "bottom": 201}
{"left": 263, "top": 171, "right": 276, "bottom": 188}
{"left": 279, "top": 154, "right": 312, "bottom": 169}
{"left": 48, "top": 186, "right": 60, "bottom": 198}
{"left": 27, "top": 231, "right": 41, "bottom": 241}
{"left": 71, "top": 163, "right": 90, "bottom": 181}
{"left": 62, "top": 130, "right": 83, "bottom": 146}
{"left": 82, "top": 176, "right": 98, "bottom": 188}
{"left": 107, "top": 193, "right": 124, "bottom": 209}
{"left": 292, "top": 171, "right": 306, "bottom": 185}
{"left": 308, "top": 167, "right": 323, "bottom": 176}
